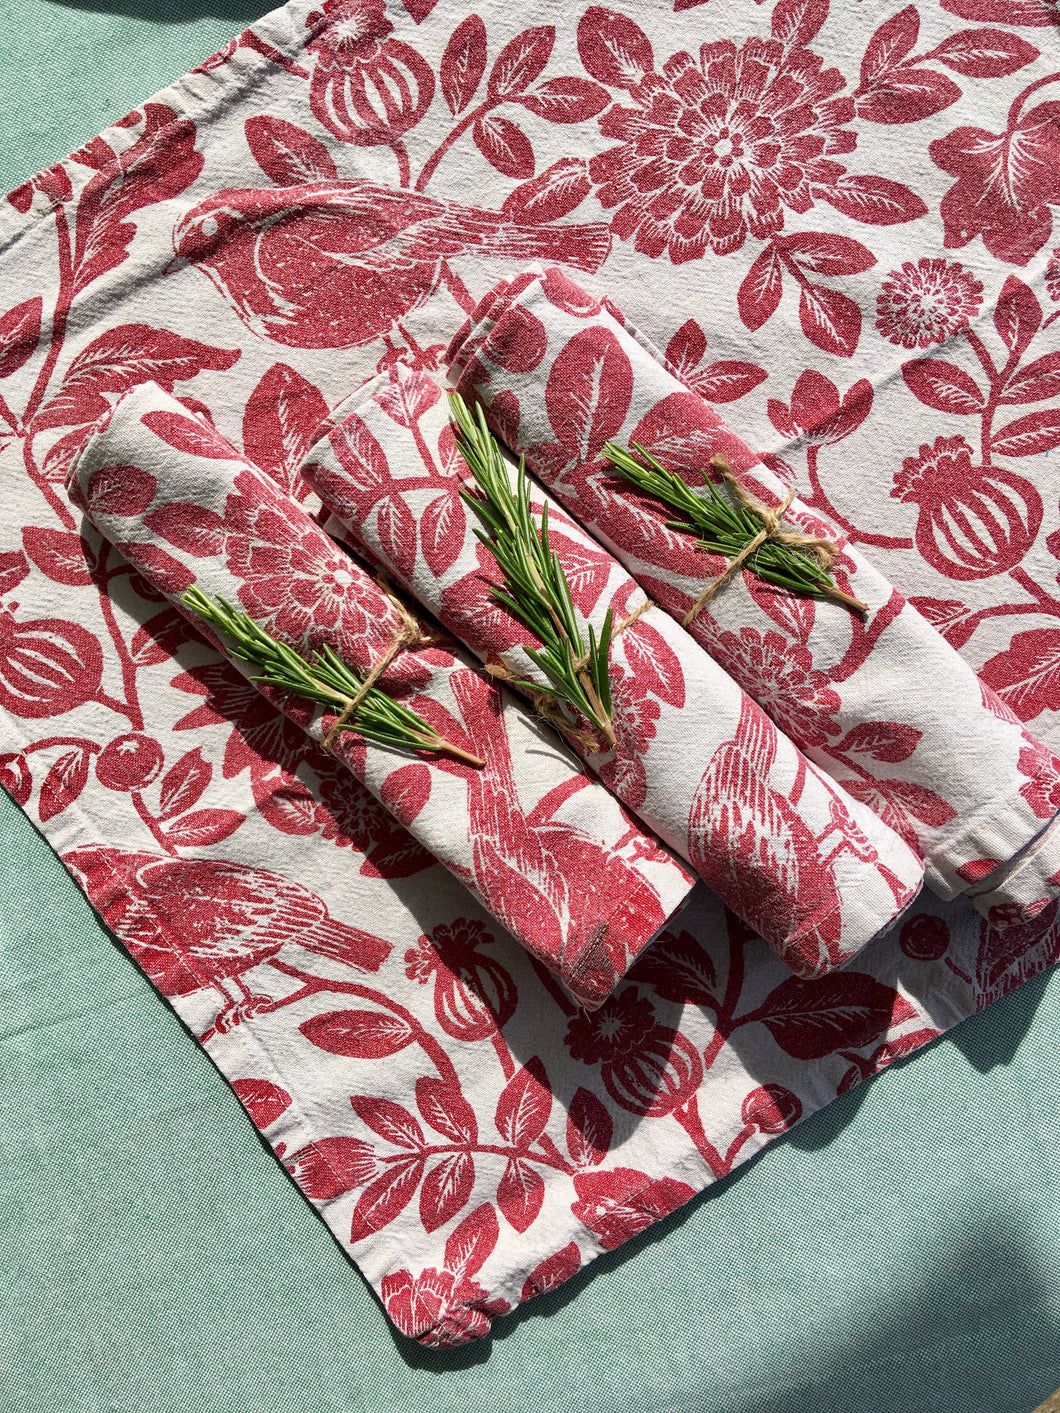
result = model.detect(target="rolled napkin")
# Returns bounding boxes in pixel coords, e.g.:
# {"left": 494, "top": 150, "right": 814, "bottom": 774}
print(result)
{"left": 448, "top": 266, "right": 1060, "bottom": 927}
{"left": 298, "top": 368, "right": 924, "bottom": 980}
{"left": 68, "top": 381, "right": 699, "bottom": 1008}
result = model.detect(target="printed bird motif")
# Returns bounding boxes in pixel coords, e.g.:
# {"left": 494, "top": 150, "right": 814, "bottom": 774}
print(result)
{"left": 171, "top": 181, "right": 612, "bottom": 349}
{"left": 687, "top": 695, "right": 850, "bottom": 977}
{"left": 64, "top": 845, "right": 390, "bottom": 1026}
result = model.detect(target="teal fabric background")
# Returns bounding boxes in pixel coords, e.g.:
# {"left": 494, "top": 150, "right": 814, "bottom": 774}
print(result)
{"left": 1, "top": 5, "right": 1059, "bottom": 1409}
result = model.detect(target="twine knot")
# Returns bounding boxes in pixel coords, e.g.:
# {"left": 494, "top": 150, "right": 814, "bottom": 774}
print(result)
{"left": 681, "top": 455, "right": 842, "bottom": 626}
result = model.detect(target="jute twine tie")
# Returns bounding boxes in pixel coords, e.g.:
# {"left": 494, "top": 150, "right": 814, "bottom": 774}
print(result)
{"left": 681, "top": 454, "right": 841, "bottom": 627}
{"left": 484, "top": 596, "right": 654, "bottom": 752}
{"left": 322, "top": 577, "right": 436, "bottom": 750}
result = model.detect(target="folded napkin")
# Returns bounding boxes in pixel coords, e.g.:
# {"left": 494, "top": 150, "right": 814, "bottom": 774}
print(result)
{"left": 68, "top": 382, "right": 697, "bottom": 1007}
{"left": 299, "top": 368, "right": 924, "bottom": 980}
{"left": 449, "top": 268, "right": 1060, "bottom": 927}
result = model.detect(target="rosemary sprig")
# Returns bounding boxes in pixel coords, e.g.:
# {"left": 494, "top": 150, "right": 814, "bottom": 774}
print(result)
{"left": 448, "top": 392, "right": 616, "bottom": 748}
{"left": 602, "top": 440, "right": 866, "bottom": 612}
{"left": 181, "top": 585, "right": 484, "bottom": 766}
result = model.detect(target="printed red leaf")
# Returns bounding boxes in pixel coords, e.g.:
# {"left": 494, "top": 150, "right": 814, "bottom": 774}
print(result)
{"left": 693, "top": 361, "right": 768, "bottom": 403}
{"left": 348, "top": 1155, "right": 424, "bottom": 1242}
{"left": 980, "top": 628, "right": 1060, "bottom": 720}
{"left": 0, "top": 550, "right": 29, "bottom": 597}
{"left": 157, "top": 747, "right": 212, "bottom": 819}
{"left": 415, "top": 1076, "right": 478, "bottom": 1143}
{"left": 473, "top": 115, "right": 535, "bottom": 179}
{"left": 374, "top": 371, "right": 442, "bottom": 430}
{"left": 879, "top": 778, "right": 959, "bottom": 827}
{"left": 38, "top": 747, "right": 91, "bottom": 822}
{"left": 738, "top": 243, "right": 783, "bottom": 331}
{"left": 244, "top": 115, "right": 337, "bottom": 184}
{"left": 497, "top": 1156, "right": 545, "bottom": 1232}
{"left": 300, "top": 1007, "right": 417, "bottom": 1058}
{"left": 908, "top": 595, "right": 978, "bottom": 651}
{"left": 140, "top": 409, "right": 234, "bottom": 460}
{"left": 72, "top": 104, "right": 204, "bottom": 293}
{"left": 420, "top": 490, "right": 466, "bottom": 578}
{"left": 130, "top": 607, "right": 198, "bottom": 665}
{"left": 577, "top": 7, "right": 653, "bottom": 89}
{"left": 620, "top": 621, "right": 685, "bottom": 707}
{"left": 782, "top": 233, "right": 877, "bottom": 276}
{"left": 521, "top": 78, "right": 611, "bottom": 124}
{"left": 771, "top": 0, "right": 829, "bottom": 47}
{"left": 85, "top": 463, "right": 157, "bottom": 516}
{"left": 143, "top": 502, "right": 226, "bottom": 557}
{"left": 361, "top": 830, "right": 435, "bottom": 879}
{"left": 252, "top": 764, "right": 321, "bottom": 838}
{"left": 494, "top": 1055, "right": 552, "bottom": 1147}
{"left": 839, "top": 721, "right": 922, "bottom": 763}
{"left": 994, "top": 276, "right": 1042, "bottom": 357}
{"left": 373, "top": 492, "right": 417, "bottom": 581}
{"left": 163, "top": 807, "right": 245, "bottom": 847}
{"left": 231, "top": 1078, "right": 292, "bottom": 1130}
{"left": 857, "top": 68, "right": 961, "bottom": 125}
{"left": 931, "top": 27, "right": 1038, "bottom": 76}
{"left": 34, "top": 324, "right": 239, "bottom": 432}
{"left": 545, "top": 327, "right": 632, "bottom": 456}
{"left": 243, "top": 363, "right": 329, "bottom": 497}
{"left": 566, "top": 1086, "right": 612, "bottom": 1168}
{"left": 859, "top": 6, "right": 920, "bottom": 87}
{"left": 1000, "top": 352, "right": 1060, "bottom": 405}
{"left": 350, "top": 1095, "right": 425, "bottom": 1150}
{"left": 420, "top": 1153, "right": 474, "bottom": 1232}
{"left": 379, "top": 762, "right": 432, "bottom": 827}
{"left": 488, "top": 25, "right": 554, "bottom": 96}
{"left": 0, "top": 616, "right": 103, "bottom": 718}
{"left": 443, "top": 1202, "right": 499, "bottom": 1277}
{"left": 941, "top": 0, "right": 1056, "bottom": 21}
{"left": 21, "top": 528, "right": 91, "bottom": 587}
{"left": 501, "top": 158, "right": 591, "bottom": 223}
{"left": 521, "top": 1242, "right": 582, "bottom": 1302}
{"left": 665, "top": 319, "right": 707, "bottom": 377}
{"left": 991, "top": 410, "right": 1060, "bottom": 458}
{"left": 284, "top": 1136, "right": 378, "bottom": 1199}
{"left": 0, "top": 296, "right": 42, "bottom": 380}
{"left": 798, "top": 282, "right": 861, "bottom": 358}
{"left": 440, "top": 15, "right": 488, "bottom": 114}
{"left": 901, "top": 359, "right": 985, "bottom": 414}
{"left": 823, "top": 174, "right": 928, "bottom": 226}
{"left": 739, "top": 971, "right": 918, "bottom": 1060}
{"left": 545, "top": 529, "right": 611, "bottom": 615}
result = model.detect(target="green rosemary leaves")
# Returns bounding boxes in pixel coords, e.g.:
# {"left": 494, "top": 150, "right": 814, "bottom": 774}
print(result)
{"left": 449, "top": 392, "right": 616, "bottom": 749}
{"left": 602, "top": 440, "right": 866, "bottom": 614}
{"left": 181, "top": 586, "right": 484, "bottom": 766}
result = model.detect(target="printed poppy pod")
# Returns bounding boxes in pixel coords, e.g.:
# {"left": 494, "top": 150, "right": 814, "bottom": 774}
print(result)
{"left": 893, "top": 436, "right": 1043, "bottom": 582}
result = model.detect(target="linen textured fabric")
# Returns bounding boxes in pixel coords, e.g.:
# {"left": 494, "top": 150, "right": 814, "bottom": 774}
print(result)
{"left": 301, "top": 368, "right": 925, "bottom": 978}
{"left": 0, "top": 0, "right": 1058, "bottom": 1353}
{"left": 449, "top": 267, "right": 1060, "bottom": 924}
{"left": 70, "top": 381, "right": 694, "bottom": 1007}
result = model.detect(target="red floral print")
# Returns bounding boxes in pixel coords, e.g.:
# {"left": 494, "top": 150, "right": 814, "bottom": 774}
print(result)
{"left": 892, "top": 435, "right": 1042, "bottom": 581}
{"left": 1018, "top": 738, "right": 1060, "bottom": 819}
{"left": 588, "top": 36, "right": 856, "bottom": 259}
{"left": 931, "top": 100, "right": 1060, "bottom": 266}
{"left": 707, "top": 627, "right": 842, "bottom": 746}
{"left": 564, "top": 987, "right": 656, "bottom": 1064}
{"left": 571, "top": 1167, "right": 696, "bottom": 1250}
{"left": 405, "top": 918, "right": 518, "bottom": 1041}
{"left": 875, "top": 257, "right": 983, "bottom": 349}
{"left": 1047, "top": 248, "right": 1060, "bottom": 303}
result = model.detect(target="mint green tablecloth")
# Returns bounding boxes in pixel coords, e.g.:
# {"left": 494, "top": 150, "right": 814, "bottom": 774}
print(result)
{"left": 1, "top": 5, "right": 1059, "bottom": 1410}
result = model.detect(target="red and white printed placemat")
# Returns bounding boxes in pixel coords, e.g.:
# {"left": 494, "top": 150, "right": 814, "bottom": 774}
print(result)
{"left": 0, "top": 0, "right": 1057, "bottom": 1347}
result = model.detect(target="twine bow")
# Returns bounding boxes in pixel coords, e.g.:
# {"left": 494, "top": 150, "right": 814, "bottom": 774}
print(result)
{"left": 681, "top": 455, "right": 865, "bottom": 624}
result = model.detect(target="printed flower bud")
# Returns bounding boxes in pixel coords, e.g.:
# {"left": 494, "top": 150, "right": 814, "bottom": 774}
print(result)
{"left": 601, "top": 1025, "right": 703, "bottom": 1117}
{"left": 405, "top": 919, "right": 517, "bottom": 1042}
{"left": 899, "top": 912, "right": 950, "bottom": 962}
{"left": 95, "top": 732, "right": 165, "bottom": 792}
{"left": 0, "top": 611, "right": 103, "bottom": 719}
{"left": 892, "top": 436, "right": 1042, "bottom": 582}
{"left": 740, "top": 1083, "right": 802, "bottom": 1134}
{"left": 308, "top": 0, "right": 434, "bottom": 146}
